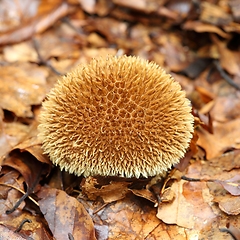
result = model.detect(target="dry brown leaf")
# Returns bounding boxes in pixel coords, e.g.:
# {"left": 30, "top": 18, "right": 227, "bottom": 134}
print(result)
{"left": 0, "top": 224, "right": 26, "bottom": 240}
{"left": 210, "top": 94, "right": 240, "bottom": 122}
{"left": 2, "top": 150, "right": 49, "bottom": 193}
{"left": 200, "top": 2, "right": 232, "bottom": 26}
{"left": 184, "top": 156, "right": 240, "bottom": 217}
{"left": 201, "top": 150, "right": 240, "bottom": 175}
{"left": 87, "top": 33, "right": 110, "bottom": 48}
{"left": 88, "top": 17, "right": 128, "bottom": 43}
{"left": 218, "top": 196, "right": 240, "bottom": 215}
{"left": 229, "top": 0, "right": 240, "bottom": 21}
{"left": 82, "top": 177, "right": 130, "bottom": 203}
{"left": 34, "top": 30, "right": 80, "bottom": 61}
{"left": 0, "top": 63, "right": 48, "bottom": 117}
{"left": 3, "top": 41, "right": 38, "bottom": 63}
{"left": 158, "top": 33, "right": 193, "bottom": 72}
{"left": 0, "top": 1, "right": 74, "bottom": 45}
{"left": 186, "top": 151, "right": 240, "bottom": 183}
{"left": 211, "top": 34, "right": 240, "bottom": 75}
{"left": 207, "top": 180, "right": 240, "bottom": 216}
{"left": 12, "top": 121, "right": 51, "bottom": 165}
{"left": 0, "top": 0, "right": 39, "bottom": 32}
{"left": 148, "top": 224, "right": 200, "bottom": 240}
{"left": 175, "top": 129, "right": 199, "bottom": 172}
{"left": 113, "top": 0, "right": 156, "bottom": 12}
{"left": 157, "top": 180, "right": 216, "bottom": 229}
{"left": 160, "top": 187, "right": 175, "bottom": 203}
{"left": 0, "top": 172, "right": 25, "bottom": 215}
{"left": 38, "top": 187, "right": 96, "bottom": 240}
{"left": 130, "top": 188, "right": 157, "bottom": 204}
{"left": 129, "top": 24, "right": 154, "bottom": 49}
{"left": 216, "top": 174, "right": 240, "bottom": 196}
{"left": 0, "top": 210, "right": 53, "bottom": 240}
{"left": 79, "top": 0, "right": 96, "bottom": 14}
{"left": 197, "top": 119, "right": 240, "bottom": 159}
{"left": 195, "top": 86, "right": 215, "bottom": 104}
{"left": 0, "top": 169, "right": 20, "bottom": 199}
{"left": 97, "top": 195, "right": 161, "bottom": 239}
{"left": 165, "top": 0, "right": 192, "bottom": 19}
{"left": 0, "top": 109, "right": 12, "bottom": 159}
{"left": 183, "top": 21, "right": 231, "bottom": 38}
{"left": 1, "top": 121, "right": 33, "bottom": 156}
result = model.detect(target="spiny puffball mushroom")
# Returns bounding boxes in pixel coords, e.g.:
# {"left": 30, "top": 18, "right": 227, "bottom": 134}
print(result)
{"left": 38, "top": 55, "right": 194, "bottom": 178}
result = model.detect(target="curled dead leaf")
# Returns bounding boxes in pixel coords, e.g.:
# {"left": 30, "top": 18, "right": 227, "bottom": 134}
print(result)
{"left": 218, "top": 197, "right": 240, "bottom": 215}
{"left": 81, "top": 177, "right": 130, "bottom": 203}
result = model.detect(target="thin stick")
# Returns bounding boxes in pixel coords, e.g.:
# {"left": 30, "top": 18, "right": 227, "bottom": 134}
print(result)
{"left": 213, "top": 60, "right": 240, "bottom": 91}
{"left": 0, "top": 183, "right": 39, "bottom": 207}
{"left": 181, "top": 176, "right": 215, "bottom": 182}
{"left": 14, "top": 219, "right": 32, "bottom": 232}
{"left": 32, "top": 38, "right": 62, "bottom": 76}
{"left": 93, "top": 202, "right": 110, "bottom": 215}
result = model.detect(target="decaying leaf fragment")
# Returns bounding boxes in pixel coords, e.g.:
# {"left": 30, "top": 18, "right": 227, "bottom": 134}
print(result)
{"left": 38, "top": 187, "right": 96, "bottom": 240}
{"left": 81, "top": 177, "right": 130, "bottom": 203}
{"left": 216, "top": 174, "right": 240, "bottom": 196}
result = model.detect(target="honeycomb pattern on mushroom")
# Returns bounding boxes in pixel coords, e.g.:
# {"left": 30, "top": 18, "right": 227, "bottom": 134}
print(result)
{"left": 38, "top": 55, "right": 194, "bottom": 178}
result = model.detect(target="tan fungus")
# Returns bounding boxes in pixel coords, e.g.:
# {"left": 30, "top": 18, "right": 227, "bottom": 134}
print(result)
{"left": 38, "top": 55, "right": 194, "bottom": 178}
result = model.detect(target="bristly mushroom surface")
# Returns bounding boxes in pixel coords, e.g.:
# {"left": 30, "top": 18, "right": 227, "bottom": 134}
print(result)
{"left": 38, "top": 55, "right": 194, "bottom": 178}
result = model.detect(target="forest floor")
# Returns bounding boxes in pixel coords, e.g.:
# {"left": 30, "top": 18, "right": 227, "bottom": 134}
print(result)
{"left": 0, "top": 0, "right": 240, "bottom": 239}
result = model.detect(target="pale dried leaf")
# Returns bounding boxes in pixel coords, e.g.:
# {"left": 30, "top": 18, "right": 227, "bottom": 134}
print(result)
{"left": 157, "top": 181, "right": 216, "bottom": 229}
{"left": 216, "top": 174, "right": 240, "bottom": 196}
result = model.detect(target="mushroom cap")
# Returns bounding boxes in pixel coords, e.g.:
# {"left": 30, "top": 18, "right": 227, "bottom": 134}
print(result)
{"left": 38, "top": 55, "right": 194, "bottom": 178}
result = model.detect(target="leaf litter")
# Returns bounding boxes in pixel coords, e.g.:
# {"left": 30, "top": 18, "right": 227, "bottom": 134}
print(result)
{"left": 0, "top": 0, "right": 240, "bottom": 239}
